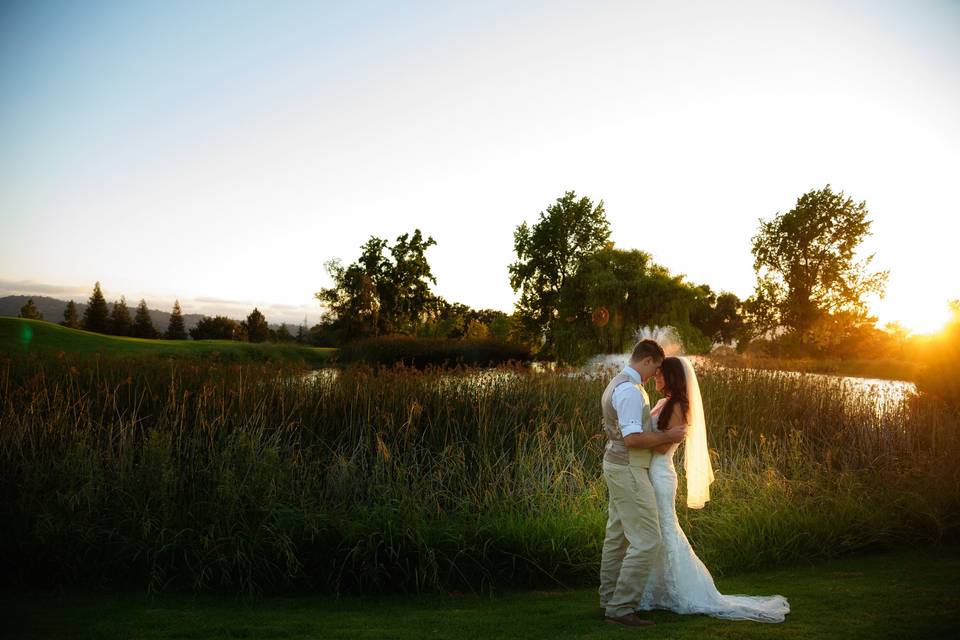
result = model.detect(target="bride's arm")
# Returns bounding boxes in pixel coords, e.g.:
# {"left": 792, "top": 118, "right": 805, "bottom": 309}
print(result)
{"left": 652, "top": 404, "right": 686, "bottom": 453}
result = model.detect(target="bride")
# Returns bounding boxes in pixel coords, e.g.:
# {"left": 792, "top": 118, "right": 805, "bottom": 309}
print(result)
{"left": 638, "top": 356, "right": 790, "bottom": 622}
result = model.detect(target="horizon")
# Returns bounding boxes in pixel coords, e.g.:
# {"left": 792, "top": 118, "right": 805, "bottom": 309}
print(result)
{"left": 2, "top": 1, "right": 959, "bottom": 334}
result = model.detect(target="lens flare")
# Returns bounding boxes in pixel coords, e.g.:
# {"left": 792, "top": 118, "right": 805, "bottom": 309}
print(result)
{"left": 19, "top": 321, "right": 33, "bottom": 346}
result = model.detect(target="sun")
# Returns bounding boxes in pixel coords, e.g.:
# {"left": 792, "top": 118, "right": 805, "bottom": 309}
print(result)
{"left": 876, "top": 300, "right": 954, "bottom": 336}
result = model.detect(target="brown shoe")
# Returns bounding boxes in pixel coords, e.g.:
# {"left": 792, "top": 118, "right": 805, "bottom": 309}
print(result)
{"left": 605, "top": 612, "right": 655, "bottom": 627}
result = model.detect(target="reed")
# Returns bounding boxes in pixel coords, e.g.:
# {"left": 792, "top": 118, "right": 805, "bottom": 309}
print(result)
{"left": 0, "top": 351, "right": 957, "bottom": 596}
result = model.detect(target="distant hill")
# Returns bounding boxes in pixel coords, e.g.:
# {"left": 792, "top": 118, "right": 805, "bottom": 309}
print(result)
{"left": 0, "top": 295, "right": 206, "bottom": 332}
{"left": 0, "top": 295, "right": 299, "bottom": 333}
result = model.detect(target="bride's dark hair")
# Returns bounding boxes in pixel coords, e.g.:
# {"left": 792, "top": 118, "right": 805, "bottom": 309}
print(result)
{"left": 658, "top": 357, "right": 689, "bottom": 430}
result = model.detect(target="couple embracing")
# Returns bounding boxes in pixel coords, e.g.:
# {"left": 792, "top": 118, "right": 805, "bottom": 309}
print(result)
{"left": 600, "top": 339, "right": 790, "bottom": 627}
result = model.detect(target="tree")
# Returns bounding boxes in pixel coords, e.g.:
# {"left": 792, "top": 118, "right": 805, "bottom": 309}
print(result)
{"left": 690, "top": 286, "right": 744, "bottom": 345}
{"left": 61, "top": 300, "right": 80, "bottom": 328}
{"left": 315, "top": 229, "right": 438, "bottom": 341}
{"left": 234, "top": 321, "right": 249, "bottom": 342}
{"left": 385, "top": 230, "right": 438, "bottom": 333}
{"left": 245, "top": 308, "right": 270, "bottom": 343}
{"left": 509, "top": 191, "right": 611, "bottom": 354}
{"left": 18, "top": 298, "right": 42, "bottom": 320}
{"left": 109, "top": 296, "right": 133, "bottom": 336}
{"left": 275, "top": 323, "right": 293, "bottom": 342}
{"left": 81, "top": 281, "right": 110, "bottom": 333}
{"left": 189, "top": 315, "right": 239, "bottom": 340}
{"left": 552, "top": 247, "right": 707, "bottom": 362}
{"left": 132, "top": 299, "right": 159, "bottom": 339}
{"left": 164, "top": 300, "right": 188, "bottom": 340}
{"left": 464, "top": 320, "right": 489, "bottom": 340}
{"left": 748, "top": 185, "right": 888, "bottom": 352}
{"left": 296, "top": 317, "right": 307, "bottom": 343}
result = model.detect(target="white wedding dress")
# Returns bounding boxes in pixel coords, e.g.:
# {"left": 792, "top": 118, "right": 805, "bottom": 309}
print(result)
{"left": 637, "top": 431, "right": 790, "bottom": 622}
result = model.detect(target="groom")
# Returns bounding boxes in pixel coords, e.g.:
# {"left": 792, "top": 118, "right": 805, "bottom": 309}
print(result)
{"left": 599, "top": 339, "right": 687, "bottom": 627}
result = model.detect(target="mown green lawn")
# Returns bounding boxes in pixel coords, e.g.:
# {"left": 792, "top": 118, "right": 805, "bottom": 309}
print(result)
{"left": 0, "top": 317, "right": 335, "bottom": 366}
{"left": 4, "top": 548, "right": 958, "bottom": 640}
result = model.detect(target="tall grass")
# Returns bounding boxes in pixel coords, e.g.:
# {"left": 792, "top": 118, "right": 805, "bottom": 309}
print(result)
{"left": 0, "top": 352, "right": 957, "bottom": 597}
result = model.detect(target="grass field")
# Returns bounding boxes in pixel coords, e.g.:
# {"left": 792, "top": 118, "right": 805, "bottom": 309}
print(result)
{"left": 3, "top": 548, "right": 958, "bottom": 639}
{"left": 0, "top": 316, "right": 336, "bottom": 366}
{"left": 3, "top": 350, "right": 957, "bottom": 598}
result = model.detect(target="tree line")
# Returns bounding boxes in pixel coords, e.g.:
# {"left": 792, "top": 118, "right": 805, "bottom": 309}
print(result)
{"left": 316, "top": 184, "right": 908, "bottom": 362}
{"left": 313, "top": 192, "right": 742, "bottom": 359}
{"left": 19, "top": 282, "right": 303, "bottom": 344}
{"left": 17, "top": 183, "right": 919, "bottom": 361}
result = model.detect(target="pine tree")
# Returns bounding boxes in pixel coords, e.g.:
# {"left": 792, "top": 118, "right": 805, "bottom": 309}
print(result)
{"left": 81, "top": 282, "right": 110, "bottom": 333}
{"left": 276, "top": 323, "right": 292, "bottom": 342}
{"left": 109, "top": 296, "right": 133, "bottom": 336}
{"left": 132, "top": 299, "right": 158, "bottom": 339}
{"left": 19, "top": 298, "right": 43, "bottom": 320}
{"left": 164, "top": 300, "right": 188, "bottom": 340}
{"left": 245, "top": 308, "right": 270, "bottom": 343}
{"left": 296, "top": 316, "right": 307, "bottom": 343}
{"left": 61, "top": 300, "right": 80, "bottom": 328}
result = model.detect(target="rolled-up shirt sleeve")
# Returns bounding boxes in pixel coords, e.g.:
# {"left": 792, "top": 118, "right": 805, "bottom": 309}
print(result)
{"left": 612, "top": 383, "right": 646, "bottom": 436}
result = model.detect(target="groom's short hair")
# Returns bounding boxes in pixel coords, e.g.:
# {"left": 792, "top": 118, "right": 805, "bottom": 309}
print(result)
{"left": 631, "top": 339, "right": 665, "bottom": 363}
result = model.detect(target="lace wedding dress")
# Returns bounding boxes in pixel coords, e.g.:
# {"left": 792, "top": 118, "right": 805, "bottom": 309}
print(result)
{"left": 637, "top": 437, "right": 790, "bottom": 622}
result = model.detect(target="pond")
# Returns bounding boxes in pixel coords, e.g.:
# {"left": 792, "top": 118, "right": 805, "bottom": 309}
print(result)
{"left": 297, "top": 353, "right": 917, "bottom": 410}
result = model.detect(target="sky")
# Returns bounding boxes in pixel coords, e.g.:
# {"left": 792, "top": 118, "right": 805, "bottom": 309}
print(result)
{"left": 1, "top": 0, "right": 958, "bottom": 333}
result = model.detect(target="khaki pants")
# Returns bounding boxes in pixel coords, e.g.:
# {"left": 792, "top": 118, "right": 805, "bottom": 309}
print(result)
{"left": 599, "top": 458, "right": 662, "bottom": 617}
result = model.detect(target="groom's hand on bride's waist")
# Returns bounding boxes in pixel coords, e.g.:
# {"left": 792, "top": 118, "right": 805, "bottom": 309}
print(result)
{"left": 664, "top": 426, "right": 687, "bottom": 443}
{"left": 622, "top": 426, "right": 687, "bottom": 449}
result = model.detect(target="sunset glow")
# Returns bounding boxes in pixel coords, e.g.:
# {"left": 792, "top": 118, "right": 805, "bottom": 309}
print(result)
{"left": 1, "top": 1, "right": 958, "bottom": 328}
{"left": 875, "top": 298, "right": 955, "bottom": 336}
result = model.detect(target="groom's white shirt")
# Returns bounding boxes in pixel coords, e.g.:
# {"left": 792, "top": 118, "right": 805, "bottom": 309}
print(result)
{"left": 612, "top": 365, "right": 646, "bottom": 437}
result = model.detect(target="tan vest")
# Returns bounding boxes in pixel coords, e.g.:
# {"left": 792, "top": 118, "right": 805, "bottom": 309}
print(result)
{"left": 601, "top": 371, "right": 653, "bottom": 467}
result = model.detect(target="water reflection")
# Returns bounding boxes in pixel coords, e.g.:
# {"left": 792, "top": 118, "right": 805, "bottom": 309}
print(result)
{"left": 296, "top": 354, "right": 916, "bottom": 409}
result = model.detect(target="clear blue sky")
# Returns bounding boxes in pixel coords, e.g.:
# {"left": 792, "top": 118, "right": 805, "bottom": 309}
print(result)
{"left": 1, "top": 0, "right": 958, "bottom": 331}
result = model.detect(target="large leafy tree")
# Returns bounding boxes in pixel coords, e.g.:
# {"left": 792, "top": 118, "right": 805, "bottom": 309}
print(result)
{"left": 132, "top": 299, "right": 159, "bottom": 339}
{"left": 18, "top": 298, "right": 42, "bottom": 320}
{"left": 509, "top": 191, "right": 611, "bottom": 353}
{"left": 748, "top": 185, "right": 888, "bottom": 350}
{"left": 109, "top": 296, "right": 133, "bottom": 336}
{"left": 164, "top": 300, "right": 188, "bottom": 340}
{"left": 81, "top": 281, "right": 110, "bottom": 334}
{"left": 61, "top": 300, "right": 80, "bottom": 328}
{"left": 316, "top": 229, "right": 437, "bottom": 341}
{"left": 386, "top": 230, "right": 438, "bottom": 334}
